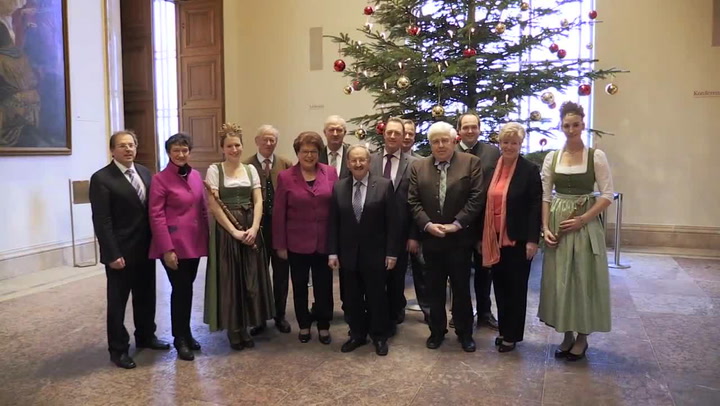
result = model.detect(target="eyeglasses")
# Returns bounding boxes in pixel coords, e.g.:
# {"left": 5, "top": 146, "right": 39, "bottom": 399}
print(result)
{"left": 115, "top": 143, "right": 136, "bottom": 150}
{"left": 299, "top": 150, "right": 318, "bottom": 156}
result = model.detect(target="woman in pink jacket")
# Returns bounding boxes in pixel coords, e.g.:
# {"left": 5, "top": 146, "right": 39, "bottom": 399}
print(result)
{"left": 273, "top": 131, "right": 338, "bottom": 344}
{"left": 149, "top": 133, "right": 209, "bottom": 361}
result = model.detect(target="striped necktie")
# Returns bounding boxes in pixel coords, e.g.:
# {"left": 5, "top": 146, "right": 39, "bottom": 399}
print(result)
{"left": 125, "top": 169, "right": 146, "bottom": 203}
{"left": 438, "top": 162, "right": 448, "bottom": 213}
{"left": 352, "top": 181, "right": 363, "bottom": 221}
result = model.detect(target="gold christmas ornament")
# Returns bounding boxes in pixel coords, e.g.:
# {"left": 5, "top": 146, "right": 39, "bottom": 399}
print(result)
{"left": 560, "top": 18, "right": 570, "bottom": 28}
{"left": 520, "top": 2, "right": 530, "bottom": 11}
{"left": 495, "top": 22, "right": 506, "bottom": 34}
{"left": 529, "top": 111, "right": 542, "bottom": 121}
{"left": 396, "top": 75, "right": 411, "bottom": 89}
{"left": 355, "top": 128, "right": 367, "bottom": 139}
{"left": 343, "top": 85, "right": 353, "bottom": 95}
{"left": 431, "top": 105, "right": 445, "bottom": 118}
{"left": 605, "top": 83, "right": 619, "bottom": 95}
{"left": 541, "top": 91, "right": 555, "bottom": 104}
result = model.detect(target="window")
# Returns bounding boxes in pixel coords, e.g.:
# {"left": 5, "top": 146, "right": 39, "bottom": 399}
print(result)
{"left": 152, "top": 0, "right": 179, "bottom": 168}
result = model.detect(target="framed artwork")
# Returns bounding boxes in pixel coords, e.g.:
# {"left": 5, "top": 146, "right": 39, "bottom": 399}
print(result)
{"left": 0, "top": 0, "right": 71, "bottom": 156}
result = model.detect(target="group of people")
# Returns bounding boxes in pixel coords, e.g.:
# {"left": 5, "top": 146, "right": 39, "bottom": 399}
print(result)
{"left": 89, "top": 101, "right": 614, "bottom": 369}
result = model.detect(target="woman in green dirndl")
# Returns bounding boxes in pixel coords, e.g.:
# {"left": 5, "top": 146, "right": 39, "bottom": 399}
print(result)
{"left": 203, "top": 124, "right": 275, "bottom": 350}
{"left": 538, "top": 102, "right": 614, "bottom": 361}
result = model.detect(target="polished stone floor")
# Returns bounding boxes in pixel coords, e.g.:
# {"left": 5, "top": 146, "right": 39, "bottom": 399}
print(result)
{"left": 1, "top": 252, "right": 719, "bottom": 405}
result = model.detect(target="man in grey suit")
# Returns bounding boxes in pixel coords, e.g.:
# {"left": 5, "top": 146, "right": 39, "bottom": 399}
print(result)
{"left": 319, "top": 115, "right": 350, "bottom": 178}
{"left": 455, "top": 112, "right": 501, "bottom": 330}
{"left": 370, "top": 117, "right": 420, "bottom": 330}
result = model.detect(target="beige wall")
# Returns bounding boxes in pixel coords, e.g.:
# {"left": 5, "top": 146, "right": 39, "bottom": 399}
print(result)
{"left": 224, "top": 0, "right": 719, "bottom": 230}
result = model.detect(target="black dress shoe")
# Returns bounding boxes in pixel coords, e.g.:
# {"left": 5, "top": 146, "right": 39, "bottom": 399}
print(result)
{"left": 396, "top": 311, "right": 406, "bottom": 324}
{"left": 275, "top": 318, "right": 291, "bottom": 334}
{"left": 498, "top": 342, "right": 516, "bottom": 353}
{"left": 554, "top": 343, "right": 574, "bottom": 359}
{"left": 110, "top": 353, "right": 136, "bottom": 369}
{"left": 298, "top": 332, "right": 311, "bottom": 343}
{"left": 318, "top": 328, "right": 332, "bottom": 345}
{"left": 187, "top": 336, "right": 201, "bottom": 351}
{"left": 341, "top": 338, "right": 367, "bottom": 353}
{"left": 459, "top": 336, "right": 476, "bottom": 352}
{"left": 250, "top": 322, "right": 267, "bottom": 336}
{"left": 566, "top": 343, "right": 588, "bottom": 362}
{"left": 374, "top": 340, "right": 389, "bottom": 356}
{"left": 426, "top": 335, "right": 444, "bottom": 349}
{"left": 174, "top": 339, "right": 195, "bottom": 361}
{"left": 136, "top": 337, "right": 171, "bottom": 350}
{"left": 478, "top": 313, "right": 499, "bottom": 330}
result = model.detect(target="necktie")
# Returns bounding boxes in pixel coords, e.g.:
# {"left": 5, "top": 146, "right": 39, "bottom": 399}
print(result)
{"left": 125, "top": 168, "right": 146, "bottom": 203}
{"left": 353, "top": 181, "right": 363, "bottom": 221}
{"left": 438, "top": 162, "right": 448, "bottom": 213}
{"left": 383, "top": 154, "right": 393, "bottom": 179}
{"left": 330, "top": 152, "right": 338, "bottom": 171}
{"left": 263, "top": 158, "right": 271, "bottom": 178}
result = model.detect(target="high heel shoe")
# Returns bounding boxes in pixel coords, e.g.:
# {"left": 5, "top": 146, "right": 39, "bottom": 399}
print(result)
{"left": 554, "top": 341, "right": 575, "bottom": 358}
{"left": 318, "top": 327, "right": 331, "bottom": 345}
{"left": 298, "top": 331, "right": 311, "bottom": 343}
{"left": 565, "top": 343, "right": 588, "bottom": 362}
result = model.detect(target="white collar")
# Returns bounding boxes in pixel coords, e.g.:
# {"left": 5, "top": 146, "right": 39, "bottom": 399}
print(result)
{"left": 383, "top": 148, "right": 402, "bottom": 159}
{"left": 114, "top": 159, "right": 136, "bottom": 174}
{"left": 353, "top": 173, "right": 369, "bottom": 186}
{"left": 257, "top": 153, "right": 274, "bottom": 164}
{"left": 459, "top": 140, "right": 477, "bottom": 151}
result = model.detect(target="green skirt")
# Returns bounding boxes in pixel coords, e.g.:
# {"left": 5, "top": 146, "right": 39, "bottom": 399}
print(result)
{"left": 538, "top": 193, "right": 611, "bottom": 334}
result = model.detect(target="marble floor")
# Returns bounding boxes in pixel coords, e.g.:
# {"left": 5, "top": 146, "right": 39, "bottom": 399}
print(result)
{"left": 1, "top": 252, "right": 719, "bottom": 405}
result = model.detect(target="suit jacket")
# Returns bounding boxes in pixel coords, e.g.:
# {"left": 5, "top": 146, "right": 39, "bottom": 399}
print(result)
{"left": 272, "top": 163, "right": 338, "bottom": 254}
{"left": 370, "top": 149, "right": 419, "bottom": 240}
{"left": 318, "top": 143, "right": 350, "bottom": 179}
{"left": 327, "top": 174, "right": 399, "bottom": 272}
{"left": 480, "top": 156, "right": 542, "bottom": 244}
{"left": 89, "top": 162, "right": 153, "bottom": 265}
{"left": 408, "top": 152, "right": 484, "bottom": 252}
{"left": 148, "top": 163, "right": 209, "bottom": 259}
{"left": 456, "top": 141, "right": 500, "bottom": 204}
{"left": 243, "top": 153, "right": 293, "bottom": 200}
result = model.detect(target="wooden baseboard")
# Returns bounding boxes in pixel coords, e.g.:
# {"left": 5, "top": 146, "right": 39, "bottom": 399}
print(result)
{"left": 606, "top": 224, "right": 720, "bottom": 253}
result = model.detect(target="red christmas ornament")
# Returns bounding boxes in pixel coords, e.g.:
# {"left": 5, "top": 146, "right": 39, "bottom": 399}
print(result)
{"left": 375, "top": 121, "right": 386, "bottom": 134}
{"left": 539, "top": 138, "right": 548, "bottom": 147}
{"left": 578, "top": 84, "right": 592, "bottom": 96}
{"left": 557, "top": 49, "right": 567, "bottom": 59}
{"left": 333, "top": 59, "right": 346, "bottom": 72}
{"left": 455, "top": 135, "right": 462, "bottom": 143}
{"left": 463, "top": 48, "right": 477, "bottom": 58}
{"left": 352, "top": 80, "right": 363, "bottom": 91}
{"left": 364, "top": 6, "right": 374, "bottom": 15}
{"left": 588, "top": 10, "right": 598, "bottom": 20}
{"left": 406, "top": 25, "right": 421, "bottom": 36}
{"left": 549, "top": 43, "right": 559, "bottom": 53}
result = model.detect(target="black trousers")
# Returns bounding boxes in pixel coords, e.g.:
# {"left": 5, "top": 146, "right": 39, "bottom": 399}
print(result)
{"left": 386, "top": 248, "right": 409, "bottom": 321}
{"left": 106, "top": 259, "right": 157, "bottom": 354}
{"left": 263, "top": 215, "right": 290, "bottom": 320}
{"left": 288, "top": 252, "right": 333, "bottom": 330}
{"left": 425, "top": 248, "right": 473, "bottom": 338}
{"left": 162, "top": 258, "right": 200, "bottom": 340}
{"left": 491, "top": 244, "right": 532, "bottom": 343}
{"left": 410, "top": 248, "right": 431, "bottom": 317}
{"left": 472, "top": 251, "right": 493, "bottom": 316}
{"left": 344, "top": 259, "right": 389, "bottom": 341}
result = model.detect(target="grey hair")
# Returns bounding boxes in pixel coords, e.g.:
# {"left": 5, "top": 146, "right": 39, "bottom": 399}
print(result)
{"left": 427, "top": 121, "right": 457, "bottom": 142}
{"left": 346, "top": 144, "right": 371, "bottom": 160}
{"left": 324, "top": 115, "right": 347, "bottom": 130}
{"left": 498, "top": 122, "right": 526, "bottom": 143}
{"left": 256, "top": 124, "right": 279, "bottom": 139}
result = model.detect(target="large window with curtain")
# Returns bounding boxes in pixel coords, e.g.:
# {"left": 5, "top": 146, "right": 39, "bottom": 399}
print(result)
{"left": 152, "top": 0, "right": 179, "bottom": 168}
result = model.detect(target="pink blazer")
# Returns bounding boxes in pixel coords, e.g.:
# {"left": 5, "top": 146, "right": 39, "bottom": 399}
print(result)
{"left": 148, "top": 163, "right": 209, "bottom": 259}
{"left": 272, "top": 163, "right": 338, "bottom": 254}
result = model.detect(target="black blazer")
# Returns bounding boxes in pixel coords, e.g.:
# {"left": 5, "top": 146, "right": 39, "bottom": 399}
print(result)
{"left": 89, "top": 162, "right": 153, "bottom": 265}
{"left": 327, "top": 174, "right": 399, "bottom": 272}
{"left": 318, "top": 144, "right": 350, "bottom": 179}
{"left": 369, "top": 150, "right": 420, "bottom": 241}
{"left": 479, "top": 156, "right": 542, "bottom": 244}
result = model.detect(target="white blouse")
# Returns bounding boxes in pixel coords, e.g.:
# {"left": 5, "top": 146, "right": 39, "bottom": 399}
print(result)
{"left": 205, "top": 163, "right": 261, "bottom": 190}
{"left": 541, "top": 148, "right": 614, "bottom": 203}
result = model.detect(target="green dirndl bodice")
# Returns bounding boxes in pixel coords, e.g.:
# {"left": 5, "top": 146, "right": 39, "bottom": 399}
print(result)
{"left": 538, "top": 148, "right": 611, "bottom": 334}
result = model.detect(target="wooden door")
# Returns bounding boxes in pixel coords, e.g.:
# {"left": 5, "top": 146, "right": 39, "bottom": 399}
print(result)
{"left": 177, "top": 0, "right": 225, "bottom": 175}
{"left": 120, "top": 0, "right": 158, "bottom": 171}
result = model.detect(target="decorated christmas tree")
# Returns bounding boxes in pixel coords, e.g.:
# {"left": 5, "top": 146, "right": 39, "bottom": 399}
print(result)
{"left": 328, "top": 0, "right": 625, "bottom": 153}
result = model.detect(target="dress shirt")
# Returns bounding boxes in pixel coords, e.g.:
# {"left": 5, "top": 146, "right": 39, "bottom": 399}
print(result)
{"left": 382, "top": 148, "right": 402, "bottom": 185}
{"left": 541, "top": 148, "right": 614, "bottom": 202}
{"left": 327, "top": 145, "right": 344, "bottom": 176}
{"left": 257, "top": 153, "right": 274, "bottom": 167}
{"left": 114, "top": 160, "right": 147, "bottom": 198}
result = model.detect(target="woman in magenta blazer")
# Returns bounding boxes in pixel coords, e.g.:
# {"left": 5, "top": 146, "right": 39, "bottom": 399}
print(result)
{"left": 149, "top": 133, "right": 209, "bottom": 361}
{"left": 273, "top": 131, "right": 338, "bottom": 344}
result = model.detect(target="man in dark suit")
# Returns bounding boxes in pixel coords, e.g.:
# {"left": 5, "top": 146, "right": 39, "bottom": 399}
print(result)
{"left": 318, "top": 115, "right": 350, "bottom": 178}
{"left": 244, "top": 125, "right": 294, "bottom": 335}
{"left": 408, "top": 121, "right": 484, "bottom": 352}
{"left": 89, "top": 130, "right": 170, "bottom": 369}
{"left": 328, "top": 145, "right": 398, "bottom": 356}
{"left": 456, "top": 112, "right": 501, "bottom": 330}
{"left": 370, "top": 117, "right": 420, "bottom": 328}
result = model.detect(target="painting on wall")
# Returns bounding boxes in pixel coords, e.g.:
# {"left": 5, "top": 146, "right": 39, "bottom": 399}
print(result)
{"left": 0, "top": 0, "right": 71, "bottom": 156}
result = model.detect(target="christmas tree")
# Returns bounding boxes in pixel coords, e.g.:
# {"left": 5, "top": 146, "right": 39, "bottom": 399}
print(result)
{"left": 328, "top": 0, "right": 625, "bottom": 151}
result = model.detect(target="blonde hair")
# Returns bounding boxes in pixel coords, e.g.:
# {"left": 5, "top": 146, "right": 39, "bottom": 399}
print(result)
{"left": 498, "top": 122, "right": 526, "bottom": 143}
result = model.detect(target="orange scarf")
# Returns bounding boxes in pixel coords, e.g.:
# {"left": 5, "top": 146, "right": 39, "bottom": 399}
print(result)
{"left": 482, "top": 158, "right": 517, "bottom": 267}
